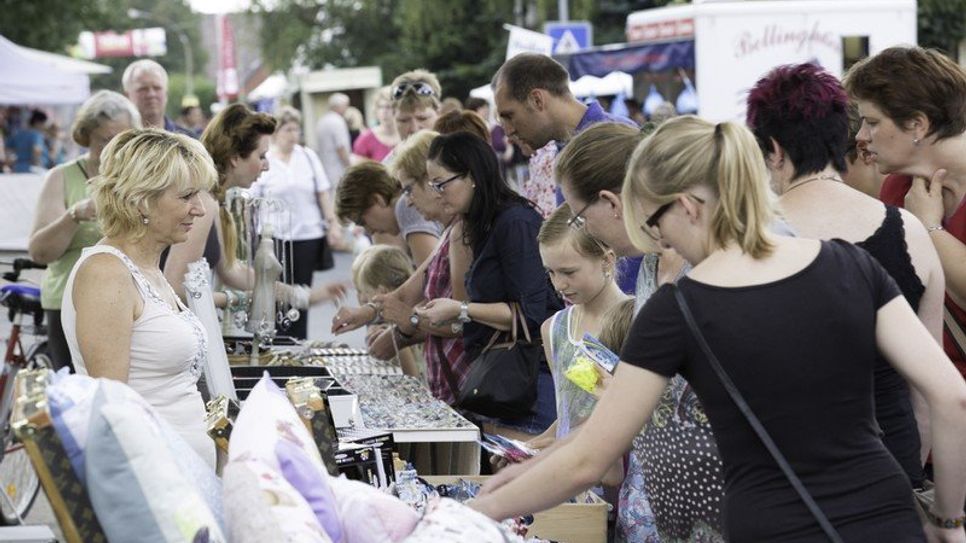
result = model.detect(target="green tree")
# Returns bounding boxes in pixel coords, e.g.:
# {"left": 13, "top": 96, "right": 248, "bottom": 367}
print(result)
{"left": 0, "top": 0, "right": 208, "bottom": 114}
{"left": 918, "top": 0, "right": 966, "bottom": 60}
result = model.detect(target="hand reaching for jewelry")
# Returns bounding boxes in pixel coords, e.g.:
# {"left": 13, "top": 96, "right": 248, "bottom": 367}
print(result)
{"left": 331, "top": 304, "right": 376, "bottom": 335}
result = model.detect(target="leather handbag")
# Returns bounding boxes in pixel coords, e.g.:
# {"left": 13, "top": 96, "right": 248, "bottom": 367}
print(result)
{"left": 301, "top": 147, "right": 335, "bottom": 271}
{"left": 454, "top": 302, "right": 541, "bottom": 420}
{"left": 674, "top": 286, "right": 845, "bottom": 543}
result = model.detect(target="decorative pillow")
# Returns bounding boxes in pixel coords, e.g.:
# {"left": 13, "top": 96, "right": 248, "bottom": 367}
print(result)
{"left": 85, "top": 401, "right": 226, "bottom": 543}
{"left": 223, "top": 458, "right": 332, "bottom": 543}
{"left": 277, "top": 439, "right": 344, "bottom": 542}
{"left": 47, "top": 375, "right": 224, "bottom": 531}
{"left": 231, "top": 375, "right": 343, "bottom": 541}
{"left": 402, "top": 497, "right": 527, "bottom": 543}
{"left": 46, "top": 371, "right": 98, "bottom": 485}
{"left": 327, "top": 475, "right": 419, "bottom": 543}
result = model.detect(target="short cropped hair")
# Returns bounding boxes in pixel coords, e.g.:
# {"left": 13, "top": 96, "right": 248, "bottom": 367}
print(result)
{"left": 844, "top": 46, "right": 966, "bottom": 141}
{"left": 122, "top": 59, "right": 168, "bottom": 93}
{"left": 390, "top": 130, "right": 439, "bottom": 186}
{"left": 464, "top": 97, "right": 489, "bottom": 113}
{"left": 274, "top": 106, "right": 302, "bottom": 130}
{"left": 71, "top": 90, "right": 142, "bottom": 147}
{"left": 433, "top": 110, "right": 489, "bottom": 142}
{"left": 336, "top": 161, "right": 401, "bottom": 224}
{"left": 93, "top": 128, "right": 216, "bottom": 240}
{"left": 491, "top": 53, "right": 571, "bottom": 103}
{"left": 746, "top": 63, "right": 849, "bottom": 177}
{"left": 391, "top": 69, "right": 442, "bottom": 113}
{"left": 329, "top": 93, "right": 350, "bottom": 108}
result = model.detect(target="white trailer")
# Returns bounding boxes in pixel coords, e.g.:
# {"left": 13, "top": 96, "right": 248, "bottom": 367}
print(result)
{"left": 625, "top": 0, "right": 917, "bottom": 121}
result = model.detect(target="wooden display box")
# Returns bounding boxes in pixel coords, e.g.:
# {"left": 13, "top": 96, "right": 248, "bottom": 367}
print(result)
{"left": 422, "top": 475, "right": 608, "bottom": 543}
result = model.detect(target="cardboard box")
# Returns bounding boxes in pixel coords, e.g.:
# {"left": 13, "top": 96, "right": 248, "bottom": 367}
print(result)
{"left": 422, "top": 475, "right": 608, "bottom": 543}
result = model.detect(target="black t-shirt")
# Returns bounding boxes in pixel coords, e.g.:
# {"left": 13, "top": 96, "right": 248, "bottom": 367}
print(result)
{"left": 621, "top": 240, "right": 923, "bottom": 542}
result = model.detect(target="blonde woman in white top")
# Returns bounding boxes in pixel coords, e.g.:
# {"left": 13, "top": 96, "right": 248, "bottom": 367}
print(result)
{"left": 61, "top": 128, "right": 216, "bottom": 467}
{"left": 251, "top": 106, "right": 342, "bottom": 339}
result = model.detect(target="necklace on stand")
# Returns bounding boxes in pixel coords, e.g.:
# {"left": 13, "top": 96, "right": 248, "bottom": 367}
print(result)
{"left": 783, "top": 173, "right": 843, "bottom": 194}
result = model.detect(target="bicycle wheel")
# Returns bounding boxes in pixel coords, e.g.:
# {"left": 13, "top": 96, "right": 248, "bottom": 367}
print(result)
{"left": 0, "top": 441, "right": 40, "bottom": 525}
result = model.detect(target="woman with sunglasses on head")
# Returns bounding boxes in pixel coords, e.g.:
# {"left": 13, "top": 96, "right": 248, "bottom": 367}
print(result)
{"left": 474, "top": 115, "right": 966, "bottom": 543}
{"left": 747, "top": 63, "right": 945, "bottom": 489}
{"left": 389, "top": 70, "right": 442, "bottom": 145}
{"left": 845, "top": 46, "right": 966, "bottom": 384}
{"left": 415, "top": 131, "right": 562, "bottom": 440}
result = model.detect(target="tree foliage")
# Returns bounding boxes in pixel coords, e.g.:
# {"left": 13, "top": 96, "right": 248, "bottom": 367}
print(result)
{"left": 918, "top": 0, "right": 966, "bottom": 59}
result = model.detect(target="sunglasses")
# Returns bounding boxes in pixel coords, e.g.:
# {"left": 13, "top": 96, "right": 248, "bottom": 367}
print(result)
{"left": 567, "top": 196, "right": 599, "bottom": 229}
{"left": 642, "top": 194, "right": 706, "bottom": 240}
{"left": 392, "top": 81, "right": 437, "bottom": 101}
{"left": 429, "top": 173, "right": 463, "bottom": 194}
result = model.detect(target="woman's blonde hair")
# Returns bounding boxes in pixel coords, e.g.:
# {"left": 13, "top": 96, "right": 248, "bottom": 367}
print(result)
{"left": 93, "top": 128, "right": 216, "bottom": 240}
{"left": 537, "top": 203, "right": 611, "bottom": 263}
{"left": 622, "top": 116, "right": 776, "bottom": 258}
{"left": 555, "top": 122, "right": 646, "bottom": 202}
{"left": 598, "top": 299, "right": 635, "bottom": 353}
{"left": 389, "top": 130, "right": 439, "bottom": 185}
{"left": 201, "top": 103, "right": 276, "bottom": 266}
{"left": 71, "top": 90, "right": 142, "bottom": 147}
{"left": 352, "top": 245, "right": 414, "bottom": 295}
{"left": 391, "top": 69, "right": 441, "bottom": 113}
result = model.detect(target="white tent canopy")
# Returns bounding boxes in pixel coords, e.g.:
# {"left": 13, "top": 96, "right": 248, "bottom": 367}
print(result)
{"left": 470, "top": 70, "right": 634, "bottom": 102}
{"left": 0, "top": 34, "right": 111, "bottom": 105}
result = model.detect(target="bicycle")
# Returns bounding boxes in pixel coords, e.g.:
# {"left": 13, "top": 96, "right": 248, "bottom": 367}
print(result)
{"left": 0, "top": 258, "right": 51, "bottom": 525}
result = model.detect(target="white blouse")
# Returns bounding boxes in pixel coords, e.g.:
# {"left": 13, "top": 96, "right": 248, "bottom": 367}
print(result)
{"left": 251, "top": 145, "right": 331, "bottom": 241}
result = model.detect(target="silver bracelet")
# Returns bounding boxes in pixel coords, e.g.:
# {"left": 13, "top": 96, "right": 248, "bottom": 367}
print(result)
{"left": 927, "top": 224, "right": 945, "bottom": 233}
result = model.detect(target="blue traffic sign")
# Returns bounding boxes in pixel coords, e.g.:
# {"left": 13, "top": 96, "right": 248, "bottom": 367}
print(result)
{"left": 544, "top": 21, "right": 592, "bottom": 55}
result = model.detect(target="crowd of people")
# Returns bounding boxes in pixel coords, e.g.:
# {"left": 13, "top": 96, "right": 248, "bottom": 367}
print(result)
{"left": 12, "top": 44, "right": 966, "bottom": 542}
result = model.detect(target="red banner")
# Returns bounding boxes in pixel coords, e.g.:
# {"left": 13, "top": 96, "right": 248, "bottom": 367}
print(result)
{"left": 216, "top": 14, "right": 239, "bottom": 101}
{"left": 76, "top": 28, "right": 167, "bottom": 59}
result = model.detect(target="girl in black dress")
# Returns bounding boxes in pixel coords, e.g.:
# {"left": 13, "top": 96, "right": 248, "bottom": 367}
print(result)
{"left": 472, "top": 116, "right": 966, "bottom": 542}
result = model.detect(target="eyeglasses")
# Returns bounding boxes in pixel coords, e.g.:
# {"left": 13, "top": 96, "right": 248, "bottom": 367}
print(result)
{"left": 429, "top": 173, "right": 463, "bottom": 194}
{"left": 567, "top": 197, "right": 598, "bottom": 229}
{"left": 641, "top": 194, "right": 706, "bottom": 240}
{"left": 392, "top": 81, "right": 437, "bottom": 101}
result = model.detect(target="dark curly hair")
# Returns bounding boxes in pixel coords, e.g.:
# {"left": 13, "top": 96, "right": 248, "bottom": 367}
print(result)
{"left": 746, "top": 63, "right": 849, "bottom": 177}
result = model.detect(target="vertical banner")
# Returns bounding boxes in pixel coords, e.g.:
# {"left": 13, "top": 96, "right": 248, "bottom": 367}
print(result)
{"left": 216, "top": 14, "right": 239, "bottom": 102}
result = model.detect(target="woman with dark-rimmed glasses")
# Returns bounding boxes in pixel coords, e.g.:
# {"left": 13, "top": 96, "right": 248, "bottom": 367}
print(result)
{"left": 416, "top": 131, "right": 562, "bottom": 441}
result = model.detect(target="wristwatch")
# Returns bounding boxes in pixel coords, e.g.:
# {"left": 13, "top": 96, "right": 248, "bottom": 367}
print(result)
{"left": 409, "top": 312, "right": 420, "bottom": 328}
{"left": 458, "top": 301, "right": 472, "bottom": 324}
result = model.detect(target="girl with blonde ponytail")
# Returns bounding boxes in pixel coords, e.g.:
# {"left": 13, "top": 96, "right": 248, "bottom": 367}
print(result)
{"left": 473, "top": 115, "right": 966, "bottom": 543}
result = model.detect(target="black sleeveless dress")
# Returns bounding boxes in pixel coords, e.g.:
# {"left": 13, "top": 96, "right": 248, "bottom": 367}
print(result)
{"left": 856, "top": 205, "right": 926, "bottom": 488}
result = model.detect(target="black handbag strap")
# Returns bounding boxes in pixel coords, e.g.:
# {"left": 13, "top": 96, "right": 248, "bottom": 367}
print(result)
{"left": 298, "top": 146, "right": 327, "bottom": 225}
{"left": 673, "top": 286, "right": 844, "bottom": 543}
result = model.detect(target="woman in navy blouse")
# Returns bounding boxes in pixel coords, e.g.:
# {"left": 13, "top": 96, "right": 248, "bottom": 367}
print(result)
{"left": 416, "top": 131, "right": 562, "bottom": 438}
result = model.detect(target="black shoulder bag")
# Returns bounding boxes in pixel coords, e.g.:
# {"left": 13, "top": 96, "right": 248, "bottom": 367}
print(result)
{"left": 455, "top": 302, "right": 541, "bottom": 420}
{"left": 673, "top": 286, "right": 845, "bottom": 543}
{"left": 300, "top": 146, "right": 335, "bottom": 271}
